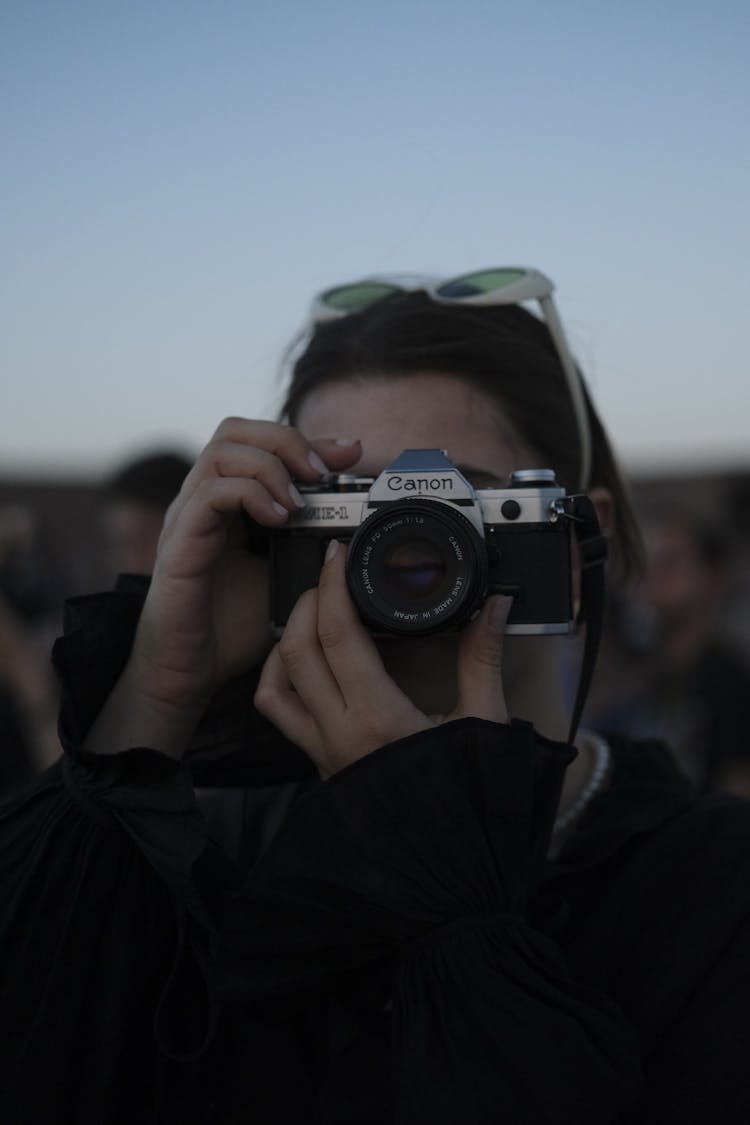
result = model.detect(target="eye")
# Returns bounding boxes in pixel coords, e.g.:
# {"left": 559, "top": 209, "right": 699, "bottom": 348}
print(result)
{"left": 459, "top": 468, "right": 508, "bottom": 489}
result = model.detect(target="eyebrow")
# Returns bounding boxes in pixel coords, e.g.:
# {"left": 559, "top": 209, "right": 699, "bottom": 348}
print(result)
{"left": 454, "top": 463, "right": 508, "bottom": 487}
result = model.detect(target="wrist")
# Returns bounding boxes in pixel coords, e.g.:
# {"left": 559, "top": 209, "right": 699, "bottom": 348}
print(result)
{"left": 83, "top": 658, "right": 208, "bottom": 760}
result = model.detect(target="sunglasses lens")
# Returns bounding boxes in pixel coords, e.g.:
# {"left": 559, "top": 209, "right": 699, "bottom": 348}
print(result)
{"left": 321, "top": 281, "right": 405, "bottom": 315}
{"left": 435, "top": 268, "right": 526, "bottom": 299}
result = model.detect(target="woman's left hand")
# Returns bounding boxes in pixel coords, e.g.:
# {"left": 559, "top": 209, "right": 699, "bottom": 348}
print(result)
{"left": 254, "top": 539, "right": 511, "bottom": 777}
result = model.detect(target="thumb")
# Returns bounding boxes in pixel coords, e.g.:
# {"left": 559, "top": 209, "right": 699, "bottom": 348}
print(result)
{"left": 454, "top": 595, "right": 512, "bottom": 723}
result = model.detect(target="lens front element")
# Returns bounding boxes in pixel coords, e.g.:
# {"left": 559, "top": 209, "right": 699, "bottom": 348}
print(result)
{"left": 346, "top": 500, "right": 487, "bottom": 635}
{"left": 382, "top": 538, "right": 447, "bottom": 600}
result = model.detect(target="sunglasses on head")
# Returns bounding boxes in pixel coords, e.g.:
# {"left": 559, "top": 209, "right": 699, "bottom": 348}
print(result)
{"left": 310, "top": 266, "right": 591, "bottom": 491}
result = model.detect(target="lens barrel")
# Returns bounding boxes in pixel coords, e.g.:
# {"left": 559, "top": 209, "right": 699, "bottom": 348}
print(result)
{"left": 346, "top": 499, "right": 487, "bottom": 635}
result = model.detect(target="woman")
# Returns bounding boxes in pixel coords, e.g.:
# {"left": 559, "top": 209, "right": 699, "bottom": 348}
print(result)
{"left": 2, "top": 268, "right": 749, "bottom": 1123}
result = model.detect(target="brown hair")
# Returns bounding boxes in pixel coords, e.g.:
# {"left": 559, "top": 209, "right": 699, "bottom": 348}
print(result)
{"left": 280, "top": 290, "right": 643, "bottom": 583}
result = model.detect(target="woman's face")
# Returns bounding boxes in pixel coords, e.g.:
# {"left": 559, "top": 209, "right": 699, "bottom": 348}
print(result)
{"left": 295, "top": 371, "right": 544, "bottom": 715}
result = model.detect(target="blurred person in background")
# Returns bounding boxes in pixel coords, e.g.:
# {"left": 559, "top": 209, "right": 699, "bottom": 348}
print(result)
{"left": 586, "top": 509, "right": 750, "bottom": 796}
{"left": 100, "top": 450, "right": 195, "bottom": 581}
{"left": 724, "top": 477, "right": 750, "bottom": 665}
{"left": 0, "top": 505, "right": 61, "bottom": 792}
{"left": 0, "top": 452, "right": 193, "bottom": 796}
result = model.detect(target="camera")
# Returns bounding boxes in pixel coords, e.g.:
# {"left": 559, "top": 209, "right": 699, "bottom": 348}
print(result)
{"left": 268, "top": 449, "right": 576, "bottom": 636}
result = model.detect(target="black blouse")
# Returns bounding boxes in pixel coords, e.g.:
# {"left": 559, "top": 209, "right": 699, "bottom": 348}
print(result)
{"left": 1, "top": 586, "right": 750, "bottom": 1124}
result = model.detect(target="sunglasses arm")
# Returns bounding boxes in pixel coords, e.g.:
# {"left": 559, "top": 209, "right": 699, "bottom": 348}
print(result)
{"left": 539, "top": 295, "right": 592, "bottom": 491}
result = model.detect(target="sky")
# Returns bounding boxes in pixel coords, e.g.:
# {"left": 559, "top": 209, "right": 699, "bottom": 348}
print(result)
{"left": 2, "top": 0, "right": 749, "bottom": 479}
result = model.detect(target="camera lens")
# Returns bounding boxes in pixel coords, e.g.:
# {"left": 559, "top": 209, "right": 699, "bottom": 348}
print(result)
{"left": 346, "top": 499, "right": 487, "bottom": 635}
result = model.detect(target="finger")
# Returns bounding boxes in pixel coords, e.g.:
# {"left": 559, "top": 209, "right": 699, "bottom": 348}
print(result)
{"left": 177, "top": 422, "right": 318, "bottom": 510}
{"left": 315, "top": 540, "right": 411, "bottom": 705}
{"left": 210, "top": 418, "right": 361, "bottom": 481}
{"left": 184, "top": 441, "right": 310, "bottom": 516}
{"left": 156, "top": 477, "right": 292, "bottom": 580}
{"left": 454, "top": 595, "right": 511, "bottom": 723}
{"left": 308, "top": 437, "right": 362, "bottom": 475}
{"left": 254, "top": 643, "right": 324, "bottom": 760}
{"left": 276, "top": 587, "right": 347, "bottom": 721}
{"left": 168, "top": 421, "right": 361, "bottom": 527}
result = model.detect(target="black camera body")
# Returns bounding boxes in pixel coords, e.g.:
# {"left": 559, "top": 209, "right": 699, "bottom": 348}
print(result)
{"left": 268, "top": 449, "right": 575, "bottom": 636}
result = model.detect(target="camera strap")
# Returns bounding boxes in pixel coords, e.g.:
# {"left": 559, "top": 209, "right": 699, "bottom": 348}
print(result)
{"left": 561, "top": 494, "right": 608, "bottom": 745}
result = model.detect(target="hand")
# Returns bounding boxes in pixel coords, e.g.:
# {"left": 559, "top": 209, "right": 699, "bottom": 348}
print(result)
{"left": 254, "top": 539, "right": 511, "bottom": 777}
{"left": 85, "top": 419, "right": 361, "bottom": 758}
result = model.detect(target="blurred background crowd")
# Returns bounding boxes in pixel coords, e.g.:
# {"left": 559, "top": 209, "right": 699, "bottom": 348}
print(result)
{"left": 0, "top": 449, "right": 195, "bottom": 792}
{"left": 1, "top": 452, "right": 749, "bottom": 799}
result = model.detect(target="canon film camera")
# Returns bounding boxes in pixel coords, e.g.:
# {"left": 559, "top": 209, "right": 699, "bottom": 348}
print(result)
{"left": 266, "top": 448, "right": 582, "bottom": 637}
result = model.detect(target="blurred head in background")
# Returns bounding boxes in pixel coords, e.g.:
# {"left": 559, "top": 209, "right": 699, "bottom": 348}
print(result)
{"left": 636, "top": 512, "right": 733, "bottom": 653}
{"left": 102, "top": 450, "right": 194, "bottom": 578}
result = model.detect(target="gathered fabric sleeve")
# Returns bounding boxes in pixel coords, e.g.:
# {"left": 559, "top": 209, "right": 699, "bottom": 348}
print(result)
{"left": 0, "top": 589, "right": 235, "bottom": 1124}
{"left": 221, "top": 718, "right": 644, "bottom": 1124}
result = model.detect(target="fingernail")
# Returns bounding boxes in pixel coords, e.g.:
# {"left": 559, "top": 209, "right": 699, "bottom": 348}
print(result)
{"left": 334, "top": 437, "right": 359, "bottom": 446}
{"left": 325, "top": 538, "right": 339, "bottom": 563}
{"left": 488, "top": 595, "right": 512, "bottom": 632}
{"left": 288, "top": 483, "right": 306, "bottom": 508}
{"left": 308, "top": 450, "right": 328, "bottom": 475}
{"left": 271, "top": 501, "right": 289, "bottom": 519}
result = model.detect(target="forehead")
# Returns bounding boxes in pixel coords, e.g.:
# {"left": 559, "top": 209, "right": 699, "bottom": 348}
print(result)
{"left": 295, "top": 372, "right": 537, "bottom": 478}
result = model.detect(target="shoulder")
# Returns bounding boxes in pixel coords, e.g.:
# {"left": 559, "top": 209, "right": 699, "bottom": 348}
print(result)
{"left": 561, "top": 736, "right": 750, "bottom": 908}
{"left": 556, "top": 739, "right": 750, "bottom": 1027}
{"left": 616, "top": 736, "right": 750, "bottom": 856}
{"left": 613, "top": 740, "right": 750, "bottom": 938}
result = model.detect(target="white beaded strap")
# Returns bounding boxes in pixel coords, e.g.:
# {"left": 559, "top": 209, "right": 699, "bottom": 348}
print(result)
{"left": 553, "top": 730, "right": 611, "bottom": 837}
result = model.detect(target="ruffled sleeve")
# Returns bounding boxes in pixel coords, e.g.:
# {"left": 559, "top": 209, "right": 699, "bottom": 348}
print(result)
{"left": 221, "top": 718, "right": 644, "bottom": 1123}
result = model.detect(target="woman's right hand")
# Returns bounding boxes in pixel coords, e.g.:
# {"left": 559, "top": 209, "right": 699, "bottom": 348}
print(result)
{"left": 84, "top": 417, "right": 361, "bottom": 758}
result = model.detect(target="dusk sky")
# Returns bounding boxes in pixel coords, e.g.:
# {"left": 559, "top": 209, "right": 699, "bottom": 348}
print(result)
{"left": 3, "top": 0, "right": 749, "bottom": 477}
